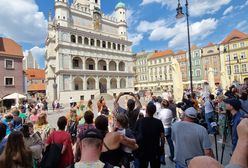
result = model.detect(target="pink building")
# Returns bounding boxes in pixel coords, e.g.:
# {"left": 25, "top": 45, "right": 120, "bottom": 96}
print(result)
{"left": 0, "top": 37, "right": 24, "bottom": 98}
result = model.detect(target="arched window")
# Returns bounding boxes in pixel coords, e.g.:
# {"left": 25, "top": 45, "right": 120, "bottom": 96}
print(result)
{"left": 71, "top": 35, "right": 76, "bottom": 43}
{"left": 117, "top": 44, "right": 121, "bottom": 50}
{"left": 84, "top": 37, "right": 89, "bottom": 45}
{"left": 102, "top": 41, "right": 106, "bottom": 48}
{"left": 108, "top": 42, "right": 111, "bottom": 49}
{"left": 97, "top": 40, "right": 101, "bottom": 47}
{"left": 90, "top": 39, "right": 95, "bottom": 46}
{"left": 113, "top": 43, "right": 116, "bottom": 50}
{"left": 95, "top": 0, "right": 98, "bottom": 3}
{"left": 122, "top": 45, "right": 125, "bottom": 51}
{"left": 78, "top": 36, "right": 82, "bottom": 44}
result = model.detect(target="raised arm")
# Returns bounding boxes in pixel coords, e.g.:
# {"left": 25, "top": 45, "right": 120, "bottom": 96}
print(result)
{"left": 130, "top": 93, "right": 142, "bottom": 109}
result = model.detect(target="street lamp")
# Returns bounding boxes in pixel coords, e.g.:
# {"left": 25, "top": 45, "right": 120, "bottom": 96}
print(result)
{"left": 176, "top": 0, "right": 193, "bottom": 95}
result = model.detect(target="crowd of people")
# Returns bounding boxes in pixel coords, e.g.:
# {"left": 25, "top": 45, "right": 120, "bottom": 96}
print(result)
{"left": 0, "top": 79, "right": 248, "bottom": 168}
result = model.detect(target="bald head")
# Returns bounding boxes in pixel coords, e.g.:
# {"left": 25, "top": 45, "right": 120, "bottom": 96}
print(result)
{"left": 189, "top": 156, "right": 223, "bottom": 168}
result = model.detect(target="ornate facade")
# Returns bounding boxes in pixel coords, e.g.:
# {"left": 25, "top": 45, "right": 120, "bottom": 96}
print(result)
{"left": 45, "top": 0, "right": 134, "bottom": 103}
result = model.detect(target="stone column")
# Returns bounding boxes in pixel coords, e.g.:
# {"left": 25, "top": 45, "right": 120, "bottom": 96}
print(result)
{"left": 117, "top": 77, "right": 120, "bottom": 88}
{"left": 107, "top": 77, "right": 110, "bottom": 89}
{"left": 95, "top": 58, "right": 98, "bottom": 70}
{"left": 70, "top": 75, "right": 73, "bottom": 91}
{"left": 83, "top": 76, "right": 87, "bottom": 90}
{"left": 106, "top": 60, "right": 109, "bottom": 71}
{"left": 82, "top": 57, "right": 86, "bottom": 70}
{"left": 116, "top": 61, "right": 119, "bottom": 71}
{"left": 96, "top": 76, "right": 99, "bottom": 90}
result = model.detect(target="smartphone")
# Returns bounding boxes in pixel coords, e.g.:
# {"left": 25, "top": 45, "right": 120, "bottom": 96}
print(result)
{"left": 124, "top": 92, "right": 131, "bottom": 95}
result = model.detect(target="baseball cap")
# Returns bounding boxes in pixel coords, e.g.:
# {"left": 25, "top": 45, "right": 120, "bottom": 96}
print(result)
{"left": 80, "top": 128, "right": 103, "bottom": 141}
{"left": 223, "top": 98, "right": 241, "bottom": 111}
{"left": 185, "top": 107, "right": 198, "bottom": 119}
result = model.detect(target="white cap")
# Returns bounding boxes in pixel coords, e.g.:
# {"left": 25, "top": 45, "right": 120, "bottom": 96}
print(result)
{"left": 185, "top": 107, "right": 198, "bottom": 119}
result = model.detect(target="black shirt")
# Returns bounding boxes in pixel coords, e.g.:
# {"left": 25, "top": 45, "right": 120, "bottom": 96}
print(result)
{"left": 134, "top": 117, "right": 164, "bottom": 158}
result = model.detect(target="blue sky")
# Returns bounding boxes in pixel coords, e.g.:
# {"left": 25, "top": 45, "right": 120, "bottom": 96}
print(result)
{"left": 0, "top": 0, "right": 248, "bottom": 68}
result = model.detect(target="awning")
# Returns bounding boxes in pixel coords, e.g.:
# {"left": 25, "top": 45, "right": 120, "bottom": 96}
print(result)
{"left": 3, "top": 93, "right": 26, "bottom": 100}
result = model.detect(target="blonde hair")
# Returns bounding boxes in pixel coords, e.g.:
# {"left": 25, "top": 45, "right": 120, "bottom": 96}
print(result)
{"left": 36, "top": 112, "right": 48, "bottom": 126}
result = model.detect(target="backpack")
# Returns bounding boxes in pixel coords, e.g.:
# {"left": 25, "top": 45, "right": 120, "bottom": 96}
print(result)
{"left": 67, "top": 120, "right": 77, "bottom": 138}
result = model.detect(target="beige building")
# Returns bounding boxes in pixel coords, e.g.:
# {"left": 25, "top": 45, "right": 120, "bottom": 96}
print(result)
{"left": 201, "top": 42, "right": 221, "bottom": 84}
{"left": 45, "top": 0, "right": 134, "bottom": 103}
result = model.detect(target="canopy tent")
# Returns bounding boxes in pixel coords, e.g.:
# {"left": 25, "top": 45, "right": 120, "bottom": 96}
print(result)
{"left": 3, "top": 93, "right": 26, "bottom": 100}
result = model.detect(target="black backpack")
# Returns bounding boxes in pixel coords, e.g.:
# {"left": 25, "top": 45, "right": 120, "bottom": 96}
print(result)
{"left": 67, "top": 120, "right": 77, "bottom": 138}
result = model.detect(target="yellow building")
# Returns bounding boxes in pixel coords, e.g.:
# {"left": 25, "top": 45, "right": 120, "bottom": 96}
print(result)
{"left": 220, "top": 29, "right": 248, "bottom": 88}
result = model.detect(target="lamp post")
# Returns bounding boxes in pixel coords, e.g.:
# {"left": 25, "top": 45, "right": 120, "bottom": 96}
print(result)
{"left": 176, "top": 0, "right": 193, "bottom": 95}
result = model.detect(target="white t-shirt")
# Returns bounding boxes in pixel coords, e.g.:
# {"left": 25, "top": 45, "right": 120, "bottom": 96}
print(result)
{"left": 159, "top": 108, "right": 173, "bottom": 128}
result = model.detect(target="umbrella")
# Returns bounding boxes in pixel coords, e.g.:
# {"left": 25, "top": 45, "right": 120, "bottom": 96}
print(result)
{"left": 3, "top": 93, "right": 26, "bottom": 100}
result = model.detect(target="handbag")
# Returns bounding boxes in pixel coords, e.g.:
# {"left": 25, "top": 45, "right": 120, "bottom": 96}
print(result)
{"left": 40, "top": 133, "right": 63, "bottom": 168}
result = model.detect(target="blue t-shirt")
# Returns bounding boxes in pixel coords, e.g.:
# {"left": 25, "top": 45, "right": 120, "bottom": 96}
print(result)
{"left": 231, "top": 111, "right": 244, "bottom": 151}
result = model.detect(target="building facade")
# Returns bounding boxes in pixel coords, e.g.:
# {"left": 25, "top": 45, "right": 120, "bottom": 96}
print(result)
{"left": 23, "top": 51, "right": 39, "bottom": 70}
{"left": 187, "top": 45, "right": 204, "bottom": 88}
{"left": 147, "top": 50, "right": 174, "bottom": 91}
{"left": 25, "top": 69, "right": 46, "bottom": 97}
{"left": 45, "top": 0, "right": 134, "bottom": 103}
{"left": 220, "top": 29, "right": 248, "bottom": 86}
{"left": 134, "top": 51, "right": 151, "bottom": 90}
{"left": 0, "top": 38, "right": 24, "bottom": 98}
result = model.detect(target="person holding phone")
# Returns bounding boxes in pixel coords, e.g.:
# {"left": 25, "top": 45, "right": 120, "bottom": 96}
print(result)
{"left": 114, "top": 92, "right": 142, "bottom": 132}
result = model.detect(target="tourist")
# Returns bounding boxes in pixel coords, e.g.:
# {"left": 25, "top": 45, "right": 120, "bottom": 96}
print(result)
{"left": 86, "top": 99, "right": 93, "bottom": 112}
{"left": 134, "top": 102, "right": 165, "bottom": 168}
{"left": 95, "top": 115, "right": 109, "bottom": 137}
{"left": 30, "top": 108, "right": 39, "bottom": 123}
{"left": 171, "top": 107, "right": 213, "bottom": 168}
{"left": 239, "top": 92, "right": 248, "bottom": 114}
{"left": 18, "top": 105, "right": 27, "bottom": 123}
{"left": 154, "top": 96, "right": 162, "bottom": 118}
{"left": 204, "top": 94, "right": 216, "bottom": 134}
{"left": 223, "top": 98, "right": 244, "bottom": 151}
{"left": 0, "top": 123, "right": 7, "bottom": 155}
{"left": 69, "top": 97, "right": 74, "bottom": 108}
{"left": 45, "top": 116, "right": 74, "bottom": 168}
{"left": 21, "top": 122, "right": 43, "bottom": 167}
{"left": 0, "top": 131, "right": 32, "bottom": 168}
{"left": 114, "top": 112, "right": 138, "bottom": 167}
{"left": 74, "top": 129, "right": 105, "bottom": 168}
{"left": 216, "top": 95, "right": 227, "bottom": 142}
{"left": 34, "top": 112, "right": 50, "bottom": 141}
{"left": 168, "top": 96, "right": 177, "bottom": 119}
{"left": 114, "top": 92, "right": 142, "bottom": 132}
{"left": 101, "top": 104, "right": 110, "bottom": 116}
{"left": 66, "top": 109, "right": 78, "bottom": 144}
{"left": 11, "top": 109, "right": 22, "bottom": 130}
{"left": 189, "top": 118, "right": 248, "bottom": 168}
{"left": 75, "top": 110, "right": 95, "bottom": 161}
{"left": 159, "top": 99, "right": 174, "bottom": 161}
{"left": 97, "top": 96, "right": 105, "bottom": 113}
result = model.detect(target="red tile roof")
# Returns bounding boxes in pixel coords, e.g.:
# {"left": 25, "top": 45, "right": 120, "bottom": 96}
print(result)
{"left": 28, "top": 83, "right": 46, "bottom": 92}
{"left": 25, "top": 69, "right": 45, "bottom": 80}
{"left": 191, "top": 45, "right": 198, "bottom": 50}
{"left": 149, "top": 50, "right": 174, "bottom": 59}
{"left": 174, "top": 50, "right": 186, "bottom": 55}
{"left": 0, "top": 38, "right": 23, "bottom": 57}
{"left": 221, "top": 29, "right": 248, "bottom": 44}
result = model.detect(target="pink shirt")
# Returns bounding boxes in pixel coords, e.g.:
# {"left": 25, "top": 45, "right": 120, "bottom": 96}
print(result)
{"left": 30, "top": 114, "right": 38, "bottom": 122}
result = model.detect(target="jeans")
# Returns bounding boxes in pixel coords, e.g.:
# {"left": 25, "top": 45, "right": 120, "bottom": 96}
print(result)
{"left": 164, "top": 128, "right": 174, "bottom": 159}
{"left": 205, "top": 112, "right": 215, "bottom": 134}
{"left": 175, "top": 162, "right": 185, "bottom": 168}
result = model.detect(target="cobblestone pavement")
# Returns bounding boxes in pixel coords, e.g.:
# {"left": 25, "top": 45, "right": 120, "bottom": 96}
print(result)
{"left": 47, "top": 99, "right": 232, "bottom": 168}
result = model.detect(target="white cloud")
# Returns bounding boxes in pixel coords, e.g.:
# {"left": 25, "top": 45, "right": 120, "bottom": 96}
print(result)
{"left": 129, "top": 33, "right": 144, "bottom": 46}
{"left": 236, "top": 20, "right": 247, "bottom": 29}
{"left": 147, "top": 18, "right": 218, "bottom": 48}
{"left": 239, "top": 0, "right": 248, "bottom": 9}
{"left": 141, "top": 0, "right": 231, "bottom": 17}
{"left": 0, "top": 0, "right": 47, "bottom": 45}
{"left": 137, "top": 20, "right": 167, "bottom": 33}
{"left": 223, "top": 6, "right": 234, "bottom": 15}
{"left": 24, "top": 46, "right": 46, "bottom": 68}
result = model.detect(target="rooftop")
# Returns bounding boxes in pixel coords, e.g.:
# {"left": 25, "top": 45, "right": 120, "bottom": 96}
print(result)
{"left": 0, "top": 37, "right": 23, "bottom": 57}
{"left": 115, "top": 2, "right": 126, "bottom": 10}
{"left": 149, "top": 50, "right": 174, "bottom": 59}
{"left": 221, "top": 29, "right": 248, "bottom": 44}
{"left": 174, "top": 50, "right": 186, "bottom": 55}
{"left": 25, "top": 69, "right": 45, "bottom": 80}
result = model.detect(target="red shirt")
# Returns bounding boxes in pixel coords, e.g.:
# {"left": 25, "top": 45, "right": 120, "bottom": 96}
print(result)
{"left": 46, "top": 131, "right": 74, "bottom": 168}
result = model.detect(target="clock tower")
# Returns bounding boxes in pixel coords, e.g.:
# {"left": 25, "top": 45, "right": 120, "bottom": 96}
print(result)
{"left": 93, "top": 8, "right": 102, "bottom": 30}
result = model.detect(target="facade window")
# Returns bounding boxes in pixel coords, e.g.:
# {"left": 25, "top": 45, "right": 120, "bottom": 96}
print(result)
{"left": 95, "top": 0, "right": 98, "bottom": 3}
{"left": 113, "top": 43, "right": 116, "bottom": 50}
{"left": 169, "top": 74, "right": 172, "bottom": 80}
{"left": 240, "top": 52, "right": 246, "bottom": 59}
{"left": 226, "top": 65, "right": 231, "bottom": 75}
{"left": 240, "top": 42, "right": 245, "bottom": 47}
{"left": 117, "top": 44, "right": 121, "bottom": 50}
{"left": 234, "top": 65, "right": 239, "bottom": 73}
{"left": 5, "top": 59, "right": 14, "bottom": 69}
{"left": 108, "top": 42, "right": 111, "bottom": 49}
{"left": 97, "top": 40, "right": 101, "bottom": 47}
{"left": 4, "top": 77, "right": 14, "bottom": 86}
{"left": 102, "top": 41, "right": 106, "bottom": 48}
{"left": 233, "top": 53, "right": 238, "bottom": 60}
{"left": 196, "top": 70, "right": 201, "bottom": 77}
{"left": 242, "top": 64, "right": 247, "bottom": 72}
{"left": 78, "top": 36, "right": 82, "bottom": 44}
{"left": 71, "top": 35, "right": 76, "bottom": 43}
{"left": 73, "top": 59, "right": 79, "bottom": 68}
{"left": 226, "top": 55, "right": 230, "bottom": 61}
{"left": 233, "top": 43, "right": 237, "bottom": 49}
{"left": 90, "top": 39, "right": 95, "bottom": 46}
{"left": 168, "top": 57, "right": 171, "bottom": 62}
{"left": 195, "top": 52, "right": 199, "bottom": 57}
{"left": 84, "top": 37, "right": 89, "bottom": 45}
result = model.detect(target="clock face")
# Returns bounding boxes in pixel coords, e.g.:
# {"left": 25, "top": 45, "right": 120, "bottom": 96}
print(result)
{"left": 94, "top": 13, "right": 100, "bottom": 20}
